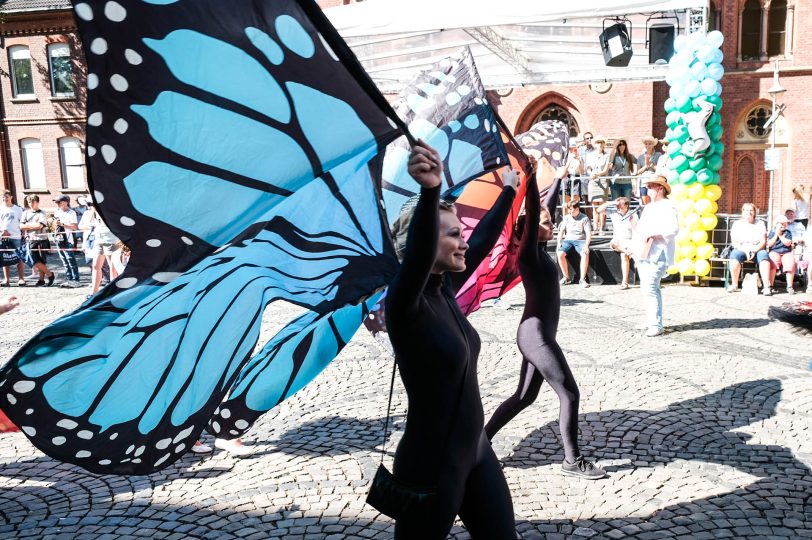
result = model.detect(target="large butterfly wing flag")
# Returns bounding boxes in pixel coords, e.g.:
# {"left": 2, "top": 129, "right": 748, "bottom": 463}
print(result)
{"left": 0, "top": 0, "right": 403, "bottom": 475}
{"left": 210, "top": 48, "right": 507, "bottom": 436}
{"left": 381, "top": 46, "right": 507, "bottom": 223}
{"left": 455, "top": 119, "right": 569, "bottom": 315}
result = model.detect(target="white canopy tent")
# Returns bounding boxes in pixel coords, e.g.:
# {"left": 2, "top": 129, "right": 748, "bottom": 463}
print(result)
{"left": 324, "top": 0, "right": 708, "bottom": 92}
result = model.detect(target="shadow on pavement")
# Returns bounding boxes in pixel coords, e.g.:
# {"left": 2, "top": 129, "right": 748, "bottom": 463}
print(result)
{"left": 668, "top": 317, "right": 770, "bottom": 332}
{"left": 1, "top": 380, "right": 809, "bottom": 538}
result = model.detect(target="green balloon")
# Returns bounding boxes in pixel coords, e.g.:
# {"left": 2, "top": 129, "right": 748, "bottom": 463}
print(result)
{"left": 664, "top": 97, "right": 677, "bottom": 113}
{"left": 709, "top": 124, "right": 723, "bottom": 140}
{"left": 666, "top": 169, "right": 680, "bottom": 183}
{"left": 689, "top": 156, "right": 706, "bottom": 171}
{"left": 711, "top": 171, "right": 721, "bottom": 184}
{"left": 672, "top": 154, "right": 689, "bottom": 173}
{"left": 680, "top": 169, "right": 697, "bottom": 184}
{"left": 673, "top": 125, "right": 689, "bottom": 143}
{"left": 668, "top": 141, "right": 683, "bottom": 157}
{"left": 697, "top": 168, "right": 713, "bottom": 185}
{"left": 707, "top": 154, "right": 723, "bottom": 171}
{"left": 713, "top": 141, "right": 725, "bottom": 154}
{"left": 707, "top": 112, "right": 721, "bottom": 127}
{"left": 706, "top": 95, "right": 723, "bottom": 110}
{"left": 666, "top": 111, "right": 682, "bottom": 128}
{"left": 691, "top": 96, "right": 708, "bottom": 111}
{"left": 676, "top": 95, "right": 692, "bottom": 112}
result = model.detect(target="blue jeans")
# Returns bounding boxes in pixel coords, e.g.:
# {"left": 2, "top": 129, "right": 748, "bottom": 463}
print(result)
{"left": 611, "top": 182, "right": 633, "bottom": 200}
{"left": 637, "top": 254, "right": 667, "bottom": 331}
{"left": 58, "top": 245, "right": 80, "bottom": 281}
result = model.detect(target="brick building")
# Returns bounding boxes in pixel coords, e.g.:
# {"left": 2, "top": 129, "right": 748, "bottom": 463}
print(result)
{"left": 0, "top": 0, "right": 86, "bottom": 209}
{"left": 2, "top": 0, "right": 809, "bottom": 216}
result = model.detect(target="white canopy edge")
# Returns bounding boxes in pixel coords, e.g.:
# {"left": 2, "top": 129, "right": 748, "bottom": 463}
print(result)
{"left": 325, "top": 0, "right": 705, "bottom": 38}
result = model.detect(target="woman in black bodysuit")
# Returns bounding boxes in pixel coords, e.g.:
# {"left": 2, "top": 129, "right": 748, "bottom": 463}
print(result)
{"left": 484, "top": 167, "right": 606, "bottom": 480}
{"left": 386, "top": 141, "right": 518, "bottom": 538}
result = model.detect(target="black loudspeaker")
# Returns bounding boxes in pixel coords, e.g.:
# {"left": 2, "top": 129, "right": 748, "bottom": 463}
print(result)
{"left": 599, "top": 22, "right": 633, "bottom": 67}
{"left": 649, "top": 25, "right": 675, "bottom": 64}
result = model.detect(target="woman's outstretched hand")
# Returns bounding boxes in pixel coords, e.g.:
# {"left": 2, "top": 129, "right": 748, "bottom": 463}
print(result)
{"left": 407, "top": 140, "right": 443, "bottom": 189}
{"left": 502, "top": 168, "right": 520, "bottom": 192}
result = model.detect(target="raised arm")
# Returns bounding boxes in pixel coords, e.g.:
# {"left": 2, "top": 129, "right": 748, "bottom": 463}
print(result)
{"left": 518, "top": 168, "right": 540, "bottom": 262}
{"left": 446, "top": 168, "right": 518, "bottom": 292}
{"left": 386, "top": 142, "right": 443, "bottom": 318}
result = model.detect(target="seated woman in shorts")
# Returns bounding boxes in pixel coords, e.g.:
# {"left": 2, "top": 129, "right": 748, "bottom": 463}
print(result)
{"left": 595, "top": 197, "right": 638, "bottom": 289}
{"left": 727, "top": 202, "right": 770, "bottom": 294}
{"left": 765, "top": 215, "right": 797, "bottom": 295}
{"left": 557, "top": 200, "right": 592, "bottom": 288}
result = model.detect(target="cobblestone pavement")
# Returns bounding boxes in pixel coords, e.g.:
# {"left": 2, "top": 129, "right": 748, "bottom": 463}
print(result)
{"left": 1, "top": 273, "right": 811, "bottom": 539}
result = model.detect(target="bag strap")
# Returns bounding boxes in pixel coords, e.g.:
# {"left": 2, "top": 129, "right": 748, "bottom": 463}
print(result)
{"left": 378, "top": 356, "right": 398, "bottom": 466}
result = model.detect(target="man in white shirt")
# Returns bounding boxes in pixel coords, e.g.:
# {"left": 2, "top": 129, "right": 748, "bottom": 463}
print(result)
{"left": 53, "top": 195, "right": 82, "bottom": 288}
{"left": 632, "top": 176, "right": 679, "bottom": 337}
{"left": 1, "top": 190, "right": 26, "bottom": 286}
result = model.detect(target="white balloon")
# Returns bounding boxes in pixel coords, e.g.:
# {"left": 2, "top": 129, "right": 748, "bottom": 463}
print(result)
{"left": 707, "top": 30, "right": 724, "bottom": 48}
{"left": 674, "top": 34, "right": 687, "bottom": 52}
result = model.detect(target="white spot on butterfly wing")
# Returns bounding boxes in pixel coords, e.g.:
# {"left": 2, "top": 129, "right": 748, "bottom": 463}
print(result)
{"left": 13, "top": 381, "right": 35, "bottom": 393}
{"left": 104, "top": 1, "right": 126, "bottom": 21}
{"left": 90, "top": 38, "right": 107, "bottom": 55}
{"left": 57, "top": 419, "right": 78, "bottom": 430}
{"left": 116, "top": 277, "right": 137, "bottom": 289}
{"left": 75, "top": 3, "right": 93, "bottom": 20}
{"left": 125, "top": 49, "right": 142, "bottom": 65}
{"left": 110, "top": 74, "right": 128, "bottom": 92}
{"left": 120, "top": 216, "right": 135, "bottom": 226}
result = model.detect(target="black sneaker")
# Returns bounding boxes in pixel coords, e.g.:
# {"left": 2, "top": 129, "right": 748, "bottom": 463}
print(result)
{"left": 561, "top": 456, "right": 607, "bottom": 480}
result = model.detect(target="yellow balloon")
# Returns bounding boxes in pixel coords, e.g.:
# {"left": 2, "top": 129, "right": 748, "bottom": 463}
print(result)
{"left": 681, "top": 244, "right": 697, "bottom": 258}
{"left": 670, "top": 184, "right": 687, "bottom": 199}
{"left": 685, "top": 213, "right": 702, "bottom": 230}
{"left": 667, "top": 265, "right": 679, "bottom": 275}
{"left": 688, "top": 183, "right": 705, "bottom": 200}
{"left": 705, "top": 185, "right": 722, "bottom": 201}
{"left": 709, "top": 201, "right": 718, "bottom": 214}
{"left": 695, "top": 198, "right": 712, "bottom": 214}
{"left": 676, "top": 230, "right": 692, "bottom": 245}
{"left": 691, "top": 230, "right": 708, "bottom": 244}
{"left": 695, "top": 259, "right": 711, "bottom": 276}
{"left": 700, "top": 215, "right": 718, "bottom": 230}
{"left": 678, "top": 258, "right": 695, "bottom": 275}
{"left": 677, "top": 199, "right": 693, "bottom": 214}
{"left": 696, "top": 243, "right": 714, "bottom": 259}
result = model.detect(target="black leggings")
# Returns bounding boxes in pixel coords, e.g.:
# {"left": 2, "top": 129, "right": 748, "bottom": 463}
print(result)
{"left": 394, "top": 434, "right": 516, "bottom": 539}
{"left": 485, "top": 339, "right": 581, "bottom": 463}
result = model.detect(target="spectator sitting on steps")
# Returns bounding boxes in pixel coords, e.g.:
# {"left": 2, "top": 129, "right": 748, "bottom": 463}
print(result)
{"left": 595, "top": 197, "right": 638, "bottom": 290}
{"left": 726, "top": 202, "right": 770, "bottom": 294}
{"left": 557, "top": 200, "right": 592, "bottom": 288}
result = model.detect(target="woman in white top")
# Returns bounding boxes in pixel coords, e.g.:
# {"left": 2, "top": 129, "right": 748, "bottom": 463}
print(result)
{"left": 793, "top": 185, "right": 809, "bottom": 227}
{"left": 595, "top": 197, "right": 638, "bottom": 289}
{"left": 78, "top": 203, "right": 120, "bottom": 294}
{"left": 586, "top": 136, "right": 611, "bottom": 233}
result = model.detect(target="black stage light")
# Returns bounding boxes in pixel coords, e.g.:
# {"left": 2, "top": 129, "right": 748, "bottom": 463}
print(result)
{"left": 600, "top": 20, "right": 633, "bottom": 67}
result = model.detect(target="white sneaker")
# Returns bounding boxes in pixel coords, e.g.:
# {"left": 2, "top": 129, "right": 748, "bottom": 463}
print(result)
{"left": 214, "top": 438, "right": 252, "bottom": 457}
{"left": 645, "top": 327, "right": 664, "bottom": 337}
{"left": 579, "top": 280, "right": 590, "bottom": 288}
{"left": 191, "top": 441, "right": 213, "bottom": 454}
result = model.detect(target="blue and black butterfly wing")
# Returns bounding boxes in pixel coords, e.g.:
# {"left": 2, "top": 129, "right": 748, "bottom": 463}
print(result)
{"left": 208, "top": 292, "right": 383, "bottom": 439}
{"left": 381, "top": 47, "right": 507, "bottom": 223}
{"left": 0, "top": 0, "right": 401, "bottom": 475}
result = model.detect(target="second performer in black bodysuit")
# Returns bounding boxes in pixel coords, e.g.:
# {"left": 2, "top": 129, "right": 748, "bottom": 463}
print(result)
{"left": 386, "top": 141, "right": 518, "bottom": 538}
{"left": 484, "top": 167, "right": 606, "bottom": 480}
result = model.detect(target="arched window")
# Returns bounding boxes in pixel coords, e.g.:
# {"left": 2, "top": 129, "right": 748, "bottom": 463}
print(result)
{"left": 59, "top": 137, "right": 85, "bottom": 189}
{"left": 745, "top": 105, "right": 771, "bottom": 139}
{"left": 708, "top": 1, "right": 721, "bottom": 32}
{"left": 768, "top": 0, "right": 787, "bottom": 56}
{"left": 8, "top": 46, "right": 35, "bottom": 98}
{"left": 48, "top": 43, "right": 75, "bottom": 97}
{"left": 736, "top": 156, "right": 756, "bottom": 209}
{"left": 740, "top": 0, "right": 762, "bottom": 60}
{"left": 20, "top": 138, "right": 46, "bottom": 190}
{"left": 531, "top": 105, "right": 579, "bottom": 138}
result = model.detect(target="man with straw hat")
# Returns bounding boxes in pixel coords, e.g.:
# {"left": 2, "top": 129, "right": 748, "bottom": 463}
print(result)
{"left": 632, "top": 175, "right": 679, "bottom": 337}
